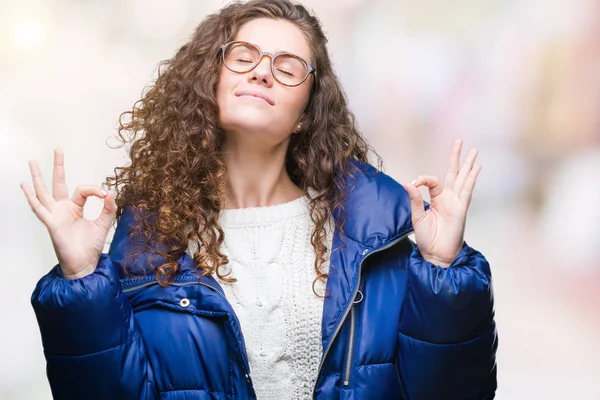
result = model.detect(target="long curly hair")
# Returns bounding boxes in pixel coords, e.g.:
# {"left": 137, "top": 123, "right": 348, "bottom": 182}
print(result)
{"left": 104, "top": 0, "right": 381, "bottom": 296}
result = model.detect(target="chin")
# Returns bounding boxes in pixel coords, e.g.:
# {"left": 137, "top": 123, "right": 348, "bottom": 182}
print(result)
{"left": 221, "top": 109, "right": 272, "bottom": 133}
{"left": 221, "top": 119, "right": 269, "bottom": 136}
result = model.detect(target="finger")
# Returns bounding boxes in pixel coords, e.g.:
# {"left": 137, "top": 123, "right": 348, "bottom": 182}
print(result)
{"left": 444, "top": 139, "right": 463, "bottom": 190}
{"left": 453, "top": 148, "right": 479, "bottom": 194}
{"left": 96, "top": 190, "right": 118, "bottom": 231}
{"left": 402, "top": 183, "right": 427, "bottom": 226}
{"left": 71, "top": 185, "right": 107, "bottom": 209}
{"left": 20, "top": 181, "right": 51, "bottom": 226}
{"left": 29, "top": 159, "right": 54, "bottom": 209}
{"left": 413, "top": 175, "right": 443, "bottom": 199}
{"left": 459, "top": 164, "right": 482, "bottom": 207}
{"left": 52, "top": 148, "right": 69, "bottom": 201}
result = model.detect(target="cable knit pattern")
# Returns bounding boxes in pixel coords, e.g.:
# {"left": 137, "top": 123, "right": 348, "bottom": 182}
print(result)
{"left": 207, "top": 195, "right": 332, "bottom": 399}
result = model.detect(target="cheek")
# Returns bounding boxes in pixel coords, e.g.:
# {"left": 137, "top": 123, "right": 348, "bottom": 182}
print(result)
{"left": 282, "top": 86, "right": 311, "bottom": 118}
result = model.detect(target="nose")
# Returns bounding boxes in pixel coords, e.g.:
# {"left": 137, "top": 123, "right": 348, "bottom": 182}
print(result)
{"left": 248, "top": 55, "right": 273, "bottom": 86}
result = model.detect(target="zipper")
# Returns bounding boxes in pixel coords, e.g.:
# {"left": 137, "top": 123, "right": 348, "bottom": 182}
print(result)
{"left": 343, "top": 289, "right": 364, "bottom": 386}
{"left": 122, "top": 280, "right": 159, "bottom": 293}
{"left": 122, "top": 279, "right": 226, "bottom": 296}
{"left": 343, "top": 301, "right": 356, "bottom": 385}
{"left": 193, "top": 281, "right": 227, "bottom": 298}
{"left": 313, "top": 229, "right": 414, "bottom": 394}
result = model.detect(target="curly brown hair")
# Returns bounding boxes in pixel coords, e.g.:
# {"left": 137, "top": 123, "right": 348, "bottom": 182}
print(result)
{"left": 104, "top": 0, "right": 381, "bottom": 296}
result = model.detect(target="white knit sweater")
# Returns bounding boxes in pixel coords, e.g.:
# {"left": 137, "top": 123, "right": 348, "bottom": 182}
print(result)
{"left": 213, "top": 194, "right": 332, "bottom": 399}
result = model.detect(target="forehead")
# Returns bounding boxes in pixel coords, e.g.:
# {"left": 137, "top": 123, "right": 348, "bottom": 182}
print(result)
{"left": 234, "top": 18, "right": 312, "bottom": 61}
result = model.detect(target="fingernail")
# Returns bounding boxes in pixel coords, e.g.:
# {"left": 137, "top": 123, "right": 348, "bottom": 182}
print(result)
{"left": 100, "top": 190, "right": 107, "bottom": 196}
{"left": 410, "top": 179, "right": 417, "bottom": 186}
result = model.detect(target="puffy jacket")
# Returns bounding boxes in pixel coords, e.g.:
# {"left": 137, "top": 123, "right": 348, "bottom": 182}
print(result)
{"left": 31, "top": 160, "right": 497, "bottom": 400}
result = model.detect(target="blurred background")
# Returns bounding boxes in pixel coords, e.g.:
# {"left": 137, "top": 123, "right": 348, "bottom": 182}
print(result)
{"left": 2, "top": 0, "right": 599, "bottom": 398}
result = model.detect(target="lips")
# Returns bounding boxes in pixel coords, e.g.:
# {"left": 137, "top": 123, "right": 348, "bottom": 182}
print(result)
{"left": 235, "top": 90, "right": 275, "bottom": 106}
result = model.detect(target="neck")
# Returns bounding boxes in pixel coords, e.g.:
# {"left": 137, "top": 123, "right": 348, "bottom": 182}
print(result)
{"left": 222, "top": 135, "right": 304, "bottom": 209}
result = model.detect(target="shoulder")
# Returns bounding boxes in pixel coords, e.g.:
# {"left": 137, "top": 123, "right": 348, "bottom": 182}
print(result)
{"left": 108, "top": 205, "right": 196, "bottom": 279}
{"left": 338, "top": 159, "right": 429, "bottom": 248}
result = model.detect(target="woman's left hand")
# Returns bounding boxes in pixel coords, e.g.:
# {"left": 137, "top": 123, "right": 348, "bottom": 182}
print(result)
{"left": 401, "top": 139, "right": 482, "bottom": 268}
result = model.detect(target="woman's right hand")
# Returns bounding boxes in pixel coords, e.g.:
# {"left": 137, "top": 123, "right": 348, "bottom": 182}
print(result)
{"left": 20, "top": 149, "right": 118, "bottom": 279}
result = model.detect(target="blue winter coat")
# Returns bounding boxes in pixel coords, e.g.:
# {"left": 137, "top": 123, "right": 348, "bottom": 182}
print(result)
{"left": 31, "top": 160, "right": 497, "bottom": 400}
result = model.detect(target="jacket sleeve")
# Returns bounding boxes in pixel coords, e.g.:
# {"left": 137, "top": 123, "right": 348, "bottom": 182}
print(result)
{"left": 396, "top": 239, "right": 498, "bottom": 400}
{"left": 31, "top": 214, "right": 157, "bottom": 400}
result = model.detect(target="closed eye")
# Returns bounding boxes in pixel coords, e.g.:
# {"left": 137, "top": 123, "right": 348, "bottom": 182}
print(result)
{"left": 276, "top": 68, "right": 294, "bottom": 76}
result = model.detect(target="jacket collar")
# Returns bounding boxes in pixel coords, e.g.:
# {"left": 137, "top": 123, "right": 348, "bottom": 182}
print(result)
{"left": 109, "top": 159, "right": 430, "bottom": 279}
{"left": 108, "top": 205, "right": 198, "bottom": 278}
{"left": 318, "top": 159, "right": 431, "bottom": 353}
{"left": 337, "top": 159, "right": 430, "bottom": 249}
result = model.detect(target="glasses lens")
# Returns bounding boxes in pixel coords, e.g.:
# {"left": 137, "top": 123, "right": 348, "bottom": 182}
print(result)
{"left": 224, "top": 42, "right": 259, "bottom": 72}
{"left": 273, "top": 54, "right": 308, "bottom": 86}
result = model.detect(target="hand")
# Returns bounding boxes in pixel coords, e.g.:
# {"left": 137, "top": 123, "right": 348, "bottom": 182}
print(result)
{"left": 20, "top": 149, "right": 118, "bottom": 279}
{"left": 401, "top": 139, "right": 482, "bottom": 268}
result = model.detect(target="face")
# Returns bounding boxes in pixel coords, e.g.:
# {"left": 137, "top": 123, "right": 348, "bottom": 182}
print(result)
{"left": 216, "top": 18, "right": 313, "bottom": 148}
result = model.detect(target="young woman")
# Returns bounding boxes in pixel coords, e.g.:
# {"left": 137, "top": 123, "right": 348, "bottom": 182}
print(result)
{"left": 22, "top": 0, "right": 497, "bottom": 399}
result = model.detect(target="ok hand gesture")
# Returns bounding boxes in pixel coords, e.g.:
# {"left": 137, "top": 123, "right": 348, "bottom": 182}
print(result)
{"left": 20, "top": 149, "right": 118, "bottom": 279}
{"left": 402, "top": 139, "right": 482, "bottom": 268}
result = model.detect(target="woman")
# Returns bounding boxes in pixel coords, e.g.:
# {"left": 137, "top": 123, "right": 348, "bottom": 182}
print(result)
{"left": 22, "top": 0, "right": 497, "bottom": 399}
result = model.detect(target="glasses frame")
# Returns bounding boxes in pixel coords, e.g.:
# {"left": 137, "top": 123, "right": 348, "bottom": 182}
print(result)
{"left": 219, "top": 40, "right": 316, "bottom": 87}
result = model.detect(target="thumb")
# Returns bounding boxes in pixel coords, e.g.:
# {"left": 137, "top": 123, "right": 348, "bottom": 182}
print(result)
{"left": 402, "top": 183, "right": 426, "bottom": 225}
{"left": 97, "top": 189, "right": 117, "bottom": 231}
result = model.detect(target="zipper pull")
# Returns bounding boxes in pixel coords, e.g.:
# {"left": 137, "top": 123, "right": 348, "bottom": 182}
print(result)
{"left": 353, "top": 290, "right": 364, "bottom": 305}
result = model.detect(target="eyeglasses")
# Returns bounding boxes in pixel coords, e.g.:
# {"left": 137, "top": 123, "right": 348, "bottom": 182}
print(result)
{"left": 219, "top": 41, "right": 316, "bottom": 87}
